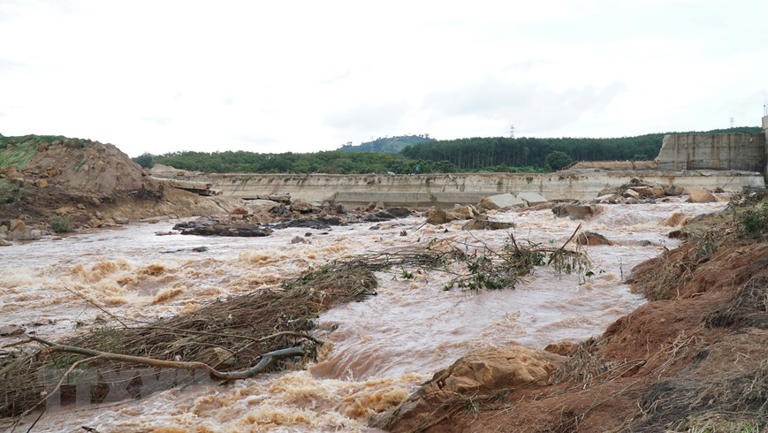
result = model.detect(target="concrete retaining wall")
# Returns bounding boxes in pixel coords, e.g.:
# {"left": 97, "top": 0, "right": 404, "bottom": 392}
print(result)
{"left": 657, "top": 133, "right": 766, "bottom": 172}
{"left": 167, "top": 170, "right": 765, "bottom": 207}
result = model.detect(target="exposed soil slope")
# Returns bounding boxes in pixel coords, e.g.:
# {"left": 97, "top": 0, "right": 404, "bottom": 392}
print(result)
{"left": 0, "top": 137, "right": 240, "bottom": 230}
{"left": 376, "top": 198, "right": 768, "bottom": 433}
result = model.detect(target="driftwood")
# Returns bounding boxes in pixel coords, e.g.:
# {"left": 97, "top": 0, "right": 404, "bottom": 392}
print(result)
{"left": 29, "top": 336, "right": 305, "bottom": 380}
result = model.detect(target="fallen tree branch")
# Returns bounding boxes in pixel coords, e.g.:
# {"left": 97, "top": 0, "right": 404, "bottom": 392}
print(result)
{"left": 28, "top": 336, "right": 304, "bottom": 381}
{"left": 547, "top": 223, "right": 582, "bottom": 265}
{"left": 10, "top": 355, "right": 101, "bottom": 433}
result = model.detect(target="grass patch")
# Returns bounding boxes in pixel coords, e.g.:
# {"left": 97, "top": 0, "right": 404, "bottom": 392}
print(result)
{"left": 0, "top": 141, "right": 37, "bottom": 170}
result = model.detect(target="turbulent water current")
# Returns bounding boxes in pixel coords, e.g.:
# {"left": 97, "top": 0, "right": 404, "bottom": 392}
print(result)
{"left": 0, "top": 200, "right": 726, "bottom": 432}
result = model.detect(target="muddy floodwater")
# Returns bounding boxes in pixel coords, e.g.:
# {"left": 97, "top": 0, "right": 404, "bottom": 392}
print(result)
{"left": 0, "top": 200, "right": 726, "bottom": 432}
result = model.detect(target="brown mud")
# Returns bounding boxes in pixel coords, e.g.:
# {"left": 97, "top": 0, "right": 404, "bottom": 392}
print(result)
{"left": 0, "top": 140, "right": 242, "bottom": 233}
{"left": 374, "top": 198, "right": 768, "bottom": 433}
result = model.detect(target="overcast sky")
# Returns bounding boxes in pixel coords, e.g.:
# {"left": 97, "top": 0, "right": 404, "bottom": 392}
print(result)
{"left": 1, "top": 0, "right": 766, "bottom": 157}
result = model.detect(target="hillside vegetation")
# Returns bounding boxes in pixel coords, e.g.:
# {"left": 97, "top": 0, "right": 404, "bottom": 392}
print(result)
{"left": 136, "top": 126, "right": 762, "bottom": 174}
{"left": 338, "top": 134, "right": 434, "bottom": 153}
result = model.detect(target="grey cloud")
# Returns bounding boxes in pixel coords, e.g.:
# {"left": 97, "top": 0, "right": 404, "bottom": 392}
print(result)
{"left": 424, "top": 78, "right": 627, "bottom": 132}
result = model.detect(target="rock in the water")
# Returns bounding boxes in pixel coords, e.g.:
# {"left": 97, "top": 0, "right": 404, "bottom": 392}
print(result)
{"left": 173, "top": 220, "right": 273, "bottom": 237}
{"left": 517, "top": 192, "right": 548, "bottom": 205}
{"left": 449, "top": 205, "right": 477, "bottom": 220}
{"left": 552, "top": 203, "right": 602, "bottom": 220}
{"left": 273, "top": 216, "right": 343, "bottom": 230}
{"left": 687, "top": 187, "right": 717, "bottom": 203}
{"left": 291, "top": 236, "right": 309, "bottom": 244}
{"left": 290, "top": 199, "right": 316, "bottom": 214}
{"left": 576, "top": 231, "right": 613, "bottom": 246}
{"left": 426, "top": 208, "right": 448, "bottom": 225}
{"left": 462, "top": 219, "right": 515, "bottom": 230}
{"left": 479, "top": 193, "right": 525, "bottom": 210}
{"left": 663, "top": 184, "right": 685, "bottom": 196}
{"left": 0, "top": 324, "right": 24, "bottom": 336}
{"left": 386, "top": 207, "right": 412, "bottom": 218}
{"left": 623, "top": 188, "right": 641, "bottom": 199}
{"left": 0, "top": 239, "right": 11, "bottom": 247}
{"left": 662, "top": 211, "right": 688, "bottom": 227}
{"left": 364, "top": 210, "right": 396, "bottom": 222}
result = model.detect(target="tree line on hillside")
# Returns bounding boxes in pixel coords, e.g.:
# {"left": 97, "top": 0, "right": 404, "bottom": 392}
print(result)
{"left": 133, "top": 126, "right": 763, "bottom": 174}
{"left": 338, "top": 134, "right": 434, "bottom": 153}
{"left": 400, "top": 135, "right": 664, "bottom": 170}
{"left": 137, "top": 150, "right": 462, "bottom": 174}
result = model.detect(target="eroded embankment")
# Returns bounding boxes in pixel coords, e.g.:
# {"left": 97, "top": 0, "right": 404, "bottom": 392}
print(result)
{"left": 376, "top": 197, "right": 768, "bottom": 433}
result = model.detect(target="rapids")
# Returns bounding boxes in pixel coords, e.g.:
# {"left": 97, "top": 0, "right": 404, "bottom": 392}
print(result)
{"left": 0, "top": 200, "right": 726, "bottom": 433}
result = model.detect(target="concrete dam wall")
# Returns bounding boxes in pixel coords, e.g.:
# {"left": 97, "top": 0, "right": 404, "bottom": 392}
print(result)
{"left": 155, "top": 116, "right": 768, "bottom": 206}
{"left": 166, "top": 170, "right": 765, "bottom": 207}
{"left": 656, "top": 133, "right": 766, "bottom": 172}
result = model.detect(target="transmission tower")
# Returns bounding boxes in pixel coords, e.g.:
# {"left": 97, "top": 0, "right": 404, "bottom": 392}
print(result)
{"left": 509, "top": 124, "right": 515, "bottom": 139}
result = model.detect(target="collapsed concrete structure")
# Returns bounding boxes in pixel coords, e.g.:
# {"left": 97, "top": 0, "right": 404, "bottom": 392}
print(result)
{"left": 656, "top": 116, "right": 768, "bottom": 177}
{"left": 152, "top": 117, "right": 768, "bottom": 207}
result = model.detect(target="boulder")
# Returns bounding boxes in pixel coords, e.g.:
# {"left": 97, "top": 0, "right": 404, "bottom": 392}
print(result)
{"left": 552, "top": 204, "right": 602, "bottom": 220}
{"left": 462, "top": 219, "right": 515, "bottom": 230}
{"left": 662, "top": 184, "right": 685, "bottom": 196}
{"left": 517, "top": 192, "right": 548, "bottom": 205}
{"left": 628, "top": 186, "right": 662, "bottom": 198}
{"left": 290, "top": 199, "right": 316, "bottom": 214}
{"left": 544, "top": 341, "right": 578, "bottom": 356}
{"left": 386, "top": 207, "right": 412, "bottom": 218}
{"left": 449, "top": 204, "right": 477, "bottom": 220}
{"left": 426, "top": 208, "right": 448, "bottom": 225}
{"left": 576, "top": 231, "right": 613, "bottom": 246}
{"left": 662, "top": 211, "right": 688, "bottom": 227}
{"left": 687, "top": 187, "right": 717, "bottom": 203}
{"left": 34, "top": 178, "right": 48, "bottom": 188}
{"left": 9, "top": 219, "right": 25, "bottom": 234}
{"left": 55, "top": 206, "right": 75, "bottom": 216}
{"left": 623, "top": 188, "right": 640, "bottom": 199}
{"left": 436, "top": 346, "right": 562, "bottom": 393}
{"left": 0, "top": 324, "right": 24, "bottom": 336}
{"left": 0, "top": 239, "right": 11, "bottom": 247}
{"left": 479, "top": 193, "right": 525, "bottom": 210}
{"left": 595, "top": 194, "right": 619, "bottom": 204}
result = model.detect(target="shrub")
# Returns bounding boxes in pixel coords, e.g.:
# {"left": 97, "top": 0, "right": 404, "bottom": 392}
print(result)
{"left": 737, "top": 204, "right": 768, "bottom": 238}
{"left": 49, "top": 216, "right": 72, "bottom": 233}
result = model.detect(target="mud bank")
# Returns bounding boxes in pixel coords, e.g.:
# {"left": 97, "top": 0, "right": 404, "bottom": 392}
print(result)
{"left": 376, "top": 197, "right": 768, "bottom": 433}
{"left": 0, "top": 140, "right": 245, "bottom": 237}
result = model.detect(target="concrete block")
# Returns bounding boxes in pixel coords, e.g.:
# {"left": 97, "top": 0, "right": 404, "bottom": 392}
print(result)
{"left": 479, "top": 193, "right": 525, "bottom": 210}
{"left": 517, "top": 192, "right": 548, "bottom": 205}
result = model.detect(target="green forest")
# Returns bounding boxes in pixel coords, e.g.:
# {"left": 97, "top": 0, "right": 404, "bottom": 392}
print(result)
{"left": 135, "top": 126, "right": 763, "bottom": 174}
{"left": 338, "top": 135, "right": 434, "bottom": 153}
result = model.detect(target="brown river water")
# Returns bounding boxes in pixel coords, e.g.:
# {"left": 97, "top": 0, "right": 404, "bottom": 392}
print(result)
{"left": 0, "top": 200, "right": 726, "bottom": 432}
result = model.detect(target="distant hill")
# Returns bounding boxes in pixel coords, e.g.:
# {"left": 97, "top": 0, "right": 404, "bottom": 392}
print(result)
{"left": 339, "top": 135, "right": 435, "bottom": 153}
